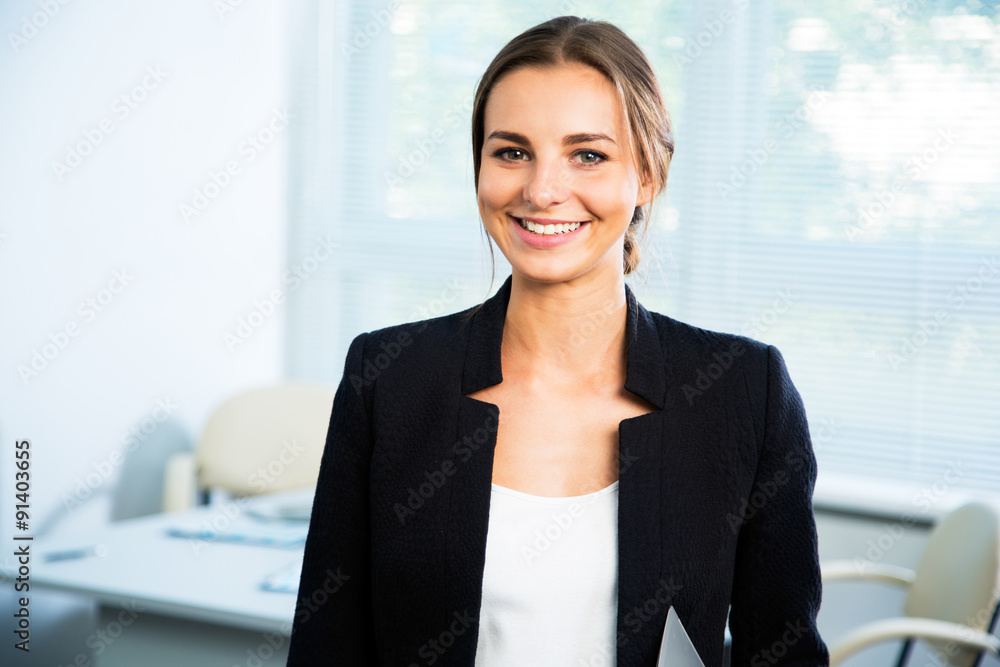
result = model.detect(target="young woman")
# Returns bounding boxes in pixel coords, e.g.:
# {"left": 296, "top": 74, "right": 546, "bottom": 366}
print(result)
{"left": 288, "top": 16, "right": 828, "bottom": 667}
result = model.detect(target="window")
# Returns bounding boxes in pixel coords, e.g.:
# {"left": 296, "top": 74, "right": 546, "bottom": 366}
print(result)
{"left": 287, "top": 0, "right": 1000, "bottom": 511}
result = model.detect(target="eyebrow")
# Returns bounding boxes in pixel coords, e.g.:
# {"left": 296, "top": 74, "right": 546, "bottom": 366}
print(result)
{"left": 564, "top": 132, "right": 616, "bottom": 146}
{"left": 485, "top": 130, "right": 616, "bottom": 146}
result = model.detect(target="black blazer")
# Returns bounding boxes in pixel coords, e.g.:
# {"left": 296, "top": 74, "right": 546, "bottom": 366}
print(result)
{"left": 287, "top": 274, "right": 828, "bottom": 666}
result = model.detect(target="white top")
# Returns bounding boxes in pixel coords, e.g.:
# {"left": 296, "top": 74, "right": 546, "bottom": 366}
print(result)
{"left": 474, "top": 480, "right": 619, "bottom": 666}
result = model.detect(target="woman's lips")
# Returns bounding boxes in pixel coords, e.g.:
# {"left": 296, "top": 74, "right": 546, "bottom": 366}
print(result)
{"left": 509, "top": 214, "right": 588, "bottom": 248}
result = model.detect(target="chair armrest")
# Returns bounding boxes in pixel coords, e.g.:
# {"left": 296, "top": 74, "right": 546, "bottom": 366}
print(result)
{"left": 821, "top": 560, "right": 917, "bottom": 586}
{"left": 830, "top": 617, "right": 1000, "bottom": 666}
{"left": 162, "top": 451, "right": 198, "bottom": 512}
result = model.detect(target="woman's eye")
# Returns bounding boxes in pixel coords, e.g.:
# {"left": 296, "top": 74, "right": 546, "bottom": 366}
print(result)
{"left": 576, "top": 150, "right": 606, "bottom": 165}
{"left": 496, "top": 148, "right": 528, "bottom": 161}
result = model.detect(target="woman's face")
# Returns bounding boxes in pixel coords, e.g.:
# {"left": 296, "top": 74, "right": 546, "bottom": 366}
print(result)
{"left": 477, "top": 62, "right": 651, "bottom": 286}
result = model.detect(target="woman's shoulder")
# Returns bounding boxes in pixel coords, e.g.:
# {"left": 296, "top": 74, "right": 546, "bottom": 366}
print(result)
{"left": 638, "top": 305, "right": 790, "bottom": 413}
{"left": 354, "top": 301, "right": 479, "bottom": 350}
{"left": 342, "top": 301, "right": 481, "bottom": 392}
{"left": 642, "top": 305, "right": 770, "bottom": 366}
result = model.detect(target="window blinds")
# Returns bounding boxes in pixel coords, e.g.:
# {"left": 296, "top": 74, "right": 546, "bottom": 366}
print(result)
{"left": 287, "top": 0, "right": 1000, "bottom": 510}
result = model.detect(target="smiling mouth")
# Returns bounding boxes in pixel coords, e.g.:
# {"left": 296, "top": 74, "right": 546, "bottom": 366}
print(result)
{"left": 511, "top": 215, "right": 586, "bottom": 235}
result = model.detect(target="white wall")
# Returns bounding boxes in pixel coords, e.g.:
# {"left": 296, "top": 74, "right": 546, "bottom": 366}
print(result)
{"left": 0, "top": 0, "right": 293, "bottom": 544}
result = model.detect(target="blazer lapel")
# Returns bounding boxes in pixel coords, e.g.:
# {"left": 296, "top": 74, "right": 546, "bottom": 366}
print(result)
{"left": 442, "top": 276, "right": 509, "bottom": 663}
{"left": 448, "top": 273, "right": 509, "bottom": 594}
{"left": 617, "top": 283, "right": 675, "bottom": 665}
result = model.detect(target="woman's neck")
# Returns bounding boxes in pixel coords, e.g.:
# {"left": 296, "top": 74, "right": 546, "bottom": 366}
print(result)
{"left": 501, "top": 271, "right": 629, "bottom": 386}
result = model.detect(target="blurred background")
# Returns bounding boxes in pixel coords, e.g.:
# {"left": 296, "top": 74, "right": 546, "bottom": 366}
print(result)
{"left": 0, "top": 0, "right": 998, "bottom": 665}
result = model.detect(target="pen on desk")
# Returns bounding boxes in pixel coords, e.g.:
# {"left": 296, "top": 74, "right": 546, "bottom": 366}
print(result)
{"left": 43, "top": 545, "right": 106, "bottom": 562}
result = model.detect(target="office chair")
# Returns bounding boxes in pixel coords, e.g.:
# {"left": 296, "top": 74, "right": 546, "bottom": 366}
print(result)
{"left": 112, "top": 417, "right": 194, "bottom": 520}
{"left": 162, "top": 382, "right": 337, "bottom": 511}
{"left": 821, "top": 501, "right": 1000, "bottom": 667}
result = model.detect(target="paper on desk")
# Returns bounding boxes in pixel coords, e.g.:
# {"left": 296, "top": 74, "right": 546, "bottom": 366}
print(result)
{"left": 657, "top": 607, "right": 705, "bottom": 667}
{"left": 165, "top": 517, "right": 309, "bottom": 548}
{"left": 260, "top": 555, "right": 304, "bottom": 593}
{"left": 245, "top": 487, "right": 315, "bottom": 522}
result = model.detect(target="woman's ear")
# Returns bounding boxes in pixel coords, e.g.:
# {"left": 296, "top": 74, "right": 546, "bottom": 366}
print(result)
{"left": 637, "top": 175, "right": 657, "bottom": 207}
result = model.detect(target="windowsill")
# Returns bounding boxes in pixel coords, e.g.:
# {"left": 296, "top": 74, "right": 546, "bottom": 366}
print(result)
{"left": 811, "top": 469, "right": 992, "bottom": 525}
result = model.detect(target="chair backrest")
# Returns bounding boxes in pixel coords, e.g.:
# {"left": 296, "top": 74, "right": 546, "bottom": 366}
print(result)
{"left": 904, "top": 501, "right": 1000, "bottom": 667}
{"left": 113, "top": 417, "right": 194, "bottom": 520}
{"left": 196, "top": 383, "right": 337, "bottom": 497}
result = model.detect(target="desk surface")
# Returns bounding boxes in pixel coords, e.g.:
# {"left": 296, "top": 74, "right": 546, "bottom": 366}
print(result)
{"left": 11, "top": 490, "right": 314, "bottom": 635}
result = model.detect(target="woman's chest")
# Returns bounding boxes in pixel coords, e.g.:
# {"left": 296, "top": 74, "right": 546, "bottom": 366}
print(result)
{"left": 467, "top": 382, "right": 657, "bottom": 497}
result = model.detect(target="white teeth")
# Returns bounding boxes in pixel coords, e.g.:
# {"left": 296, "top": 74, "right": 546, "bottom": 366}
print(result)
{"left": 518, "top": 218, "right": 583, "bottom": 235}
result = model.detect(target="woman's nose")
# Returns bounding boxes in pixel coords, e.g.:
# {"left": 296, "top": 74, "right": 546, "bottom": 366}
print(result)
{"left": 522, "top": 160, "right": 569, "bottom": 210}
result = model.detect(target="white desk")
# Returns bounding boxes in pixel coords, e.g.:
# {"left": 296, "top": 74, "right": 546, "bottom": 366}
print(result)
{"left": 9, "top": 490, "right": 312, "bottom": 666}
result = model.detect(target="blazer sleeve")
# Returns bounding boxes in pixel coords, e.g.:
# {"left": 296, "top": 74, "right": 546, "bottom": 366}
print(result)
{"left": 728, "top": 345, "right": 830, "bottom": 667}
{"left": 286, "top": 332, "right": 379, "bottom": 665}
